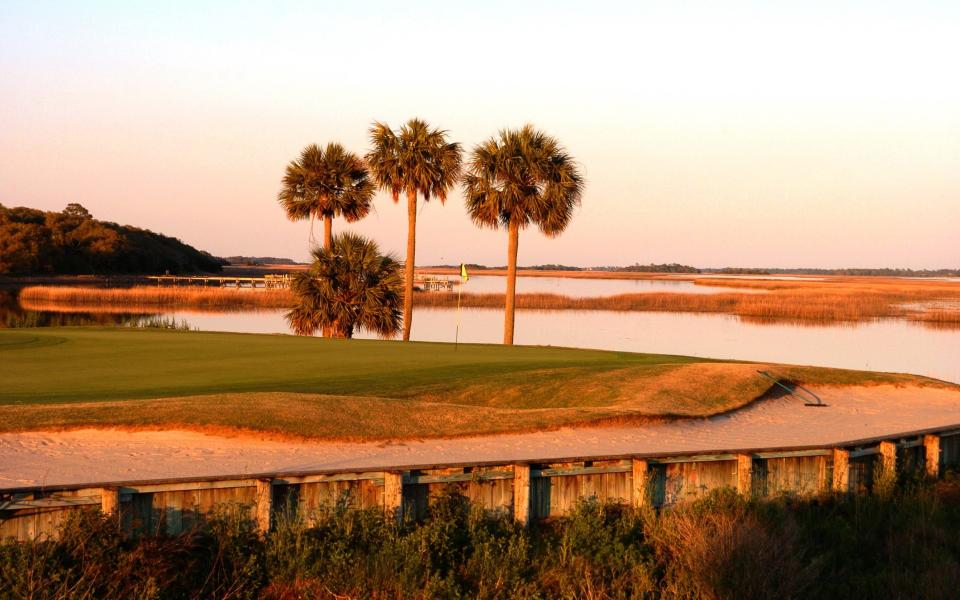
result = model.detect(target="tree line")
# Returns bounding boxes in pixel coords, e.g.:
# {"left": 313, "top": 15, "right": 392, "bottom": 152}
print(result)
{"left": 0, "top": 203, "right": 223, "bottom": 276}
{"left": 278, "top": 119, "right": 583, "bottom": 345}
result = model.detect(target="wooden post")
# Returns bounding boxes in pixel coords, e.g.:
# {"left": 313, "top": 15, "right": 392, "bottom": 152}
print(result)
{"left": 255, "top": 479, "right": 272, "bottom": 534}
{"left": 924, "top": 434, "right": 941, "bottom": 478}
{"left": 878, "top": 441, "right": 897, "bottom": 478}
{"left": 631, "top": 459, "right": 649, "bottom": 508}
{"left": 100, "top": 487, "right": 119, "bottom": 519}
{"left": 383, "top": 471, "right": 403, "bottom": 520}
{"left": 736, "top": 454, "right": 752, "bottom": 496}
{"left": 832, "top": 448, "right": 849, "bottom": 493}
{"left": 513, "top": 464, "right": 531, "bottom": 526}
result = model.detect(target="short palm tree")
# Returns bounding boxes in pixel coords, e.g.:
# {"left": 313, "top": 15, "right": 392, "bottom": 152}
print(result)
{"left": 286, "top": 232, "right": 403, "bottom": 339}
{"left": 366, "top": 119, "right": 462, "bottom": 341}
{"left": 462, "top": 125, "right": 584, "bottom": 345}
{"left": 278, "top": 143, "right": 374, "bottom": 249}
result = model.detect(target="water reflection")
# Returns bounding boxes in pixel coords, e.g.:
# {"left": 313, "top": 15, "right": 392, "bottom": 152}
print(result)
{"left": 451, "top": 275, "right": 762, "bottom": 297}
{"left": 0, "top": 289, "right": 149, "bottom": 328}
{"left": 149, "top": 307, "right": 960, "bottom": 384}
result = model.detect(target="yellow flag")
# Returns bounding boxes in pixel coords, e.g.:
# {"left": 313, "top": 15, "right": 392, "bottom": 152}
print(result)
{"left": 460, "top": 263, "right": 469, "bottom": 282}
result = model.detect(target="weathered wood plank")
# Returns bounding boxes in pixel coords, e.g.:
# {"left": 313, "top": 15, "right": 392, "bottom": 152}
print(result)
{"left": 736, "top": 454, "right": 752, "bottom": 496}
{"left": 255, "top": 480, "right": 272, "bottom": 533}
{"left": 383, "top": 471, "right": 403, "bottom": 519}
{"left": 878, "top": 441, "right": 897, "bottom": 480}
{"left": 405, "top": 471, "right": 514, "bottom": 484}
{"left": 534, "top": 464, "right": 631, "bottom": 477}
{"left": 832, "top": 448, "right": 849, "bottom": 493}
{"left": 924, "top": 434, "right": 941, "bottom": 478}
{"left": 513, "top": 464, "right": 530, "bottom": 525}
{"left": 100, "top": 487, "right": 119, "bottom": 517}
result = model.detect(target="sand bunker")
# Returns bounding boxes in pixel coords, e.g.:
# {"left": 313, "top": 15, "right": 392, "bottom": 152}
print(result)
{"left": 2, "top": 384, "right": 960, "bottom": 488}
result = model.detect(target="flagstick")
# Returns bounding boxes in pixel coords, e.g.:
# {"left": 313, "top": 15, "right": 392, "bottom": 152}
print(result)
{"left": 455, "top": 276, "right": 463, "bottom": 350}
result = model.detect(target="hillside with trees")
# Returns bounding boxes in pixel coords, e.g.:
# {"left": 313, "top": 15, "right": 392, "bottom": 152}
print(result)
{"left": 0, "top": 203, "right": 224, "bottom": 276}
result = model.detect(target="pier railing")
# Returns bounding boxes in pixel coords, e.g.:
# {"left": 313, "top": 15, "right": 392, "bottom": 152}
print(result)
{"left": 146, "top": 274, "right": 292, "bottom": 289}
{"left": 145, "top": 273, "right": 456, "bottom": 291}
{"left": 3, "top": 424, "right": 958, "bottom": 541}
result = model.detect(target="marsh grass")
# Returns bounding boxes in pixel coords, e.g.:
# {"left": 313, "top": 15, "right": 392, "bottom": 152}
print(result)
{"left": 419, "top": 281, "right": 960, "bottom": 324}
{"left": 129, "top": 316, "right": 196, "bottom": 331}
{"left": 18, "top": 276, "right": 960, "bottom": 325}
{"left": 19, "top": 285, "right": 292, "bottom": 311}
{"left": 911, "top": 309, "right": 960, "bottom": 330}
{"left": 4, "top": 481, "right": 960, "bottom": 599}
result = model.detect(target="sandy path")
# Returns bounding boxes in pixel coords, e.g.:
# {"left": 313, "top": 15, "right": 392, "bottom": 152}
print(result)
{"left": 2, "top": 385, "right": 959, "bottom": 489}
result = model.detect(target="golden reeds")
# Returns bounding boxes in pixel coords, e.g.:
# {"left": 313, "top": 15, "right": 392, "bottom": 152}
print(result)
{"left": 415, "top": 288, "right": 948, "bottom": 323}
{"left": 18, "top": 285, "right": 293, "bottom": 310}
{"left": 17, "top": 278, "right": 960, "bottom": 325}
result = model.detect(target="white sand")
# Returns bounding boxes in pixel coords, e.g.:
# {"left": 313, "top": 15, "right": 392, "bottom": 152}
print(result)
{"left": 2, "top": 385, "right": 960, "bottom": 489}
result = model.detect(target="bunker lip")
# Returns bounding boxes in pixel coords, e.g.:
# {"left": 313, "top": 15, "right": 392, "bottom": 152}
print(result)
{"left": 2, "top": 384, "right": 960, "bottom": 489}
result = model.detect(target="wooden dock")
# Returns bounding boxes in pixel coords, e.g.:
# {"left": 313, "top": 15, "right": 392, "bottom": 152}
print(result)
{"left": 147, "top": 274, "right": 292, "bottom": 289}
{"left": 415, "top": 274, "right": 457, "bottom": 292}
{"left": 146, "top": 273, "right": 457, "bottom": 292}
{"left": 2, "top": 423, "right": 958, "bottom": 540}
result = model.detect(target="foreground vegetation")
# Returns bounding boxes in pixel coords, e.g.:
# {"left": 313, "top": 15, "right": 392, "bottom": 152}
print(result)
{"left": 4, "top": 482, "right": 960, "bottom": 599}
{"left": 0, "top": 204, "right": 223, "bottom": 275}
{"left": 0, "top": 328, "right": 935, "bottom": 439}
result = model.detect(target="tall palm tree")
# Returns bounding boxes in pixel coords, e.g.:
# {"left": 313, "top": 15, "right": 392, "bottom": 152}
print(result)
{"left": 462, "top": 125, "right": 584, "bottom": 345}
{"left": 278, "top": 143, "right": 374, "bottom": 250}
{"left": 366, "top": 118, "right": 462, "bottom": 341}
{"left": 286, "top": 232, "right": 403, "bottom": 339}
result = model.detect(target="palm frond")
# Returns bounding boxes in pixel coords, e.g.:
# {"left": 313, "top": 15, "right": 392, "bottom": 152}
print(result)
{"left": 365, "top": 118, "right": 462, "bottom": 204}
{"left": 461, "top": 125, "right": 583, "bottom": 235}
{"left": 277, "top": 143, "right": 373, "bottom": 229}
{"left": 285, "top": 233, "right": 403, "bottom": 339}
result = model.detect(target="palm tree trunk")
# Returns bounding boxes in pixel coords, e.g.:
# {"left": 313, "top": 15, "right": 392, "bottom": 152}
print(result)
{"left": 504, "top": 218, "right": 520, "bottom": 345}
{"left": 323, "top": 215, "right": 333, "bottom": 250}
{"left": 403, "top": 188, "right": 417, "bottom": 341}
{"left": 321, "top": 215, "right": 334, "bottom": 338}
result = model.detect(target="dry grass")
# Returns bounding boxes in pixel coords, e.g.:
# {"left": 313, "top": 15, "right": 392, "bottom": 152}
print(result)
{"left": 18, "top": 275, "right": 960, "bottom": 325}
{"left": 908, "top": 309, "right": 960, "bottom": 330}
{"left": 417, "top": 276, "right": 960, "bottom": 324}
{"left": 19, "top": 285, "right": 292, "bottom": 311}
{"left": 418, "top": 267, "right": 692, "bottom": 280}
{"left": 0, "top": 393, "right": 631, "bottom": 441}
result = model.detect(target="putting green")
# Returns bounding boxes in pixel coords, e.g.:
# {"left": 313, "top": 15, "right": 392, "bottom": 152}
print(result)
{"left": 0, "top": 328, "right": 705, "bottom": 405}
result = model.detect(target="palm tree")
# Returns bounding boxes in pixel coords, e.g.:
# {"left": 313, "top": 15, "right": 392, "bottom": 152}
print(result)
{"left": 366, "top": 119, "right": 462, "bottom": 341}
{"left": 278, "top": 143, "right": 374, "bottom": 250}
{"left": 286, "top": 232, "right": 403, "bottom": 339}
{"left": 462, "top": 125, "right": 584, "bottom": 345}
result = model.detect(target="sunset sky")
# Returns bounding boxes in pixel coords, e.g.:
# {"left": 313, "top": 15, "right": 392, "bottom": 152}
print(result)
{"left": 1, "top": 1, "right": 958, "bottom": 268}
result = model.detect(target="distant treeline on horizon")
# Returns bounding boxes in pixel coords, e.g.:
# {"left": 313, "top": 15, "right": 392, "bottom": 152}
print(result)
{"left": 429, "top": 263, "right": 960, "bottom": 277}
{"left": 224, "top": 256, "right": 303, "bottom": 266}
{"left": 0, "top": 203, "right": 224, "bottom": 276}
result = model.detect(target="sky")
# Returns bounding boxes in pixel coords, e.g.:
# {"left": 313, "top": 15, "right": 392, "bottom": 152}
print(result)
{"left": 1, "top": 1, "right": 958, "bottom": 269}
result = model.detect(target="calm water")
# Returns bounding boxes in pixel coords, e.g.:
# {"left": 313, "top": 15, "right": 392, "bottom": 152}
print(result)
{"left": 444, "top": 275, "right": 759, "bottom": 296}
{"left": 154, "top": 308, "right": 960, "bottom": 383}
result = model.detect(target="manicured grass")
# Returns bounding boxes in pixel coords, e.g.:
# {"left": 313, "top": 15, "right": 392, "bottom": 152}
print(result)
{"left": 0, "top": 328, "right": 946, "bottom": 439}
{"left": 0, "top": 328, "right": 705, "bottom": 405}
